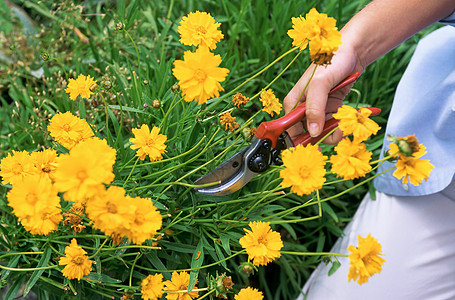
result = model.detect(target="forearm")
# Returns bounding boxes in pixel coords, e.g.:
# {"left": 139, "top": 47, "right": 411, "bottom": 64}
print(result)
{"left": 342, "top": 0, "right": 455, "bottom": 69}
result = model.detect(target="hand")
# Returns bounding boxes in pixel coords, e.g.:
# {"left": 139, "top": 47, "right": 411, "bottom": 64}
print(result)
{"left": 283, "top": 44, "right": 363, "bottom": 145}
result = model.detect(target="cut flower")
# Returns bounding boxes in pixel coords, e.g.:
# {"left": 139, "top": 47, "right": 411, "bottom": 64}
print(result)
{"left": 239, "top": 221, "right": 283, "bottom": 266}
{"left": 348, "top": 234, "right": 385, "bottom": 285}
{"left": 220, "top": 111, "right": 239, "bottom": 132}
{"left": 287, "top": 8, "right": 342, "bottom": 65}
{"left": 392, "top": 143, "right": 434, "bottom": 186}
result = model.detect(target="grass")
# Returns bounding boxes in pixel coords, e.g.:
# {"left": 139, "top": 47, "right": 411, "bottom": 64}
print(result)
{"left": 0, "top": 0, "right": 440, "bottom": 299}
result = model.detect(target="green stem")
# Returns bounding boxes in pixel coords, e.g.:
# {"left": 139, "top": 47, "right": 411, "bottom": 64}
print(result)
{"left": 49, "top": 56, "right": 68, "bottom": 80}
{"left": 197, "top": 288, "right": 216, "bottom": 299}
{"left": 123, "top": 157, "right": 140, "bottom": 187}
{"left": 291, "top": 64, "right": 317, "bottom": 111}
{"left": 281, "top": 250, "right": 348, "bottom": 257}
{"left": 129, "top": 252, "right": 142, "bottom": 287}
{"left": 124, "top": 29, "right": 141, "bottom": 77}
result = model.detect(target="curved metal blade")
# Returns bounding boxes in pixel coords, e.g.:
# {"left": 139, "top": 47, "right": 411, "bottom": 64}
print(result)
{"left": 194, "top": 145, "right": 258, "bottom": 196}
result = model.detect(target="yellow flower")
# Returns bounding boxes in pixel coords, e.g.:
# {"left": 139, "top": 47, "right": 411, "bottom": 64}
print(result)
{"left": 47, "top": 112, "right": 94, "bottom": 150}
{"left": 59, "top": 238, "right": 93, "bottom": 280}
{"left": 347, "top": 234, "right": 386, "bottom": 285}
{"left": 31, "top": 149, "right": 59, "bottom": 181}
{"left": 54, "top": 137, "right": 116, "bottom": 203}
{"left": 164, "top": 271, "right": 199, "bottom": 300}
{"left": 7, "top": 174, "right": 62, "bottom": 235}
{"left": 259, "top": 89, "right": 282, "bottom": 117}
{"left": 126, "top": 196, "right": 162, "bottom": 245}
{"left": 219, "top": 112, "right": 239, "bottom": 132}
{"left": 141, "top": 274, "right": 164, "bottom": 300}
{"left": 234, "top": 287, "right": 264, "bottom": 300}
{"left": 65, "top": 74, "right": 97, "bottom": 100}
{"left": 129, "top": 124, "right": 167, "bottom": 161}
{"left": 232, "top": 92, "right": 250, "bottom": 107}
{"left": 287, "top": 8, "right": 342, "bottom": 65}
{"left": 330, "top": 138, "right": 372, "bottom": 180}
{"left": 178, "top": 11, "right": 224, "bottom": 50}
{"left": 392, "top": 144, "right": 434, "bottom": 186}
{"left": 280, "top": 144, "right": 327, "bottom": 196}
{"left": 85, "top": 186, "right": 133, "bottom": 238}
{"left": 239, "top": 221, "right": 283, "bottom": 266}
{"left": 172, "top": 47, "right": 229, "bottom": 104}
{"left": 0, "top": 150, "right": 36, "bottom": 186}
{"left": 333, "top": 105, "right": 381, "bottom": 142}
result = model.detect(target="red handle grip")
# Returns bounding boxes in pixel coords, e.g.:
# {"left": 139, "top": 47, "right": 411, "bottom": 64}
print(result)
{"left": 254, "top": 72, "right": 360, "bottom": 148}
{"left": 293, "top": 107, "right": 381, "bottom": 146}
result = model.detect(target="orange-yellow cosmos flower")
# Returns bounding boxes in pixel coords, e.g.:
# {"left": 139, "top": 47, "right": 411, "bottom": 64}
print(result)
{"left": 287, "top": 8, "right": 342, "bottom": 65}
{"left": 392, "top": 144, "right": 434, "bottom": 186}
{"left": 235, "top": 287, "right": 264, "bottom": 300}
{"left": 164, "top": 271, "right": 199, "bottom": 300}
{"left": 239, "top": 221, "right": 283, "bottom": 266}
{"left": 125, "top": 196, "right": 162, "bottom": 245}
{"left": 7, "top": 174, "right": 62, "bottom": 235}
{"left": 172, "top": 47, "right": 229, "bottom": 104}
{"left": 65, "top": 74, "right": 97, "bottom": 100}
{"left": 330, "top": 138, "right": 372, "bottom": 180}
{"left": 0, "top": 150, "right": 37, "bottom": 186}
{"left": 53, "top": 137, "right": 116, "bottom": 203}
{"left": 259, "top": 89, "right": 282, "bottom": 117}
{"left": 348, "top": 234, "right": 386, "bottom": 285}
{"left": 220, "top": 111, "right": 239, "bottom": 132}
{"left": 280, "top": 144, "right": 327, "bottom": 196}
{"left": 333, "top": 105, "right": 381, "bottom": 142}
{"left": 47, "top": 112, "right": 94, "bottom": 150}
{"left": 59, "top": 239, "right": 93, "bottom": 280}
{"left": 129, "top": 124, "right": 167, "bottom": 161}
{"left": 178, "top": 11, "right": 224, "bottom": 50}
{"left": 31, "top": 149, "right": 59, "bottom": 182}
{"left": 141, "top": 274, "right": 164, "bottom": 300}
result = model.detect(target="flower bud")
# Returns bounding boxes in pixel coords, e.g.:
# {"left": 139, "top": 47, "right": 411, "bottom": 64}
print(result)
{"left": 143, "top": 80, "right": 149, "bottom": 85}
{"left": 239, "top": 262, "right": 256, "bottom": 276}
{"left": 116, "top": 22, "right": 124, "bottom": 31}
{"left": 89, "top": 83, "right": 98, "bottom": 92}
{"left": 171, "top": 84, "right": 180, "bottom": 92}
{"left": 152, "top": 99, "right": 161, "bottom": 109}
{"left": 103, "top": 80, "right": 112, "bottom": 90}
{"left": 41, "top": 52, "right": 49, "bottom": 61}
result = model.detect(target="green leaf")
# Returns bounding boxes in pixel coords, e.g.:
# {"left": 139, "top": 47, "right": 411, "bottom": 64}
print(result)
{"left": 86, "top": 272, "right": 122, "bottom": 284}
{"left": 3, "top": 275, "right": 25, "bottom": 300}
{"left": 188, "top": 240, "right": 204, "bottom": 292}
{"left": 321, "top": 202, "right": 339, "bottom": 223}
{"left": 220, "top": 234, "right": 231, "bottom": 255}
{"left": 328, "top": 259, "right": 342, "bottom": 276}
{"left": 23, "top": 247, "right": 52, "bottom": 296}
{"left": 0, "top": 254, "right": 21, "bottom": 281}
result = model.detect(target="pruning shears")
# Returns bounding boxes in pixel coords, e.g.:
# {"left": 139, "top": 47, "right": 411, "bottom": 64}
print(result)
{"left": 194, "top": 72, "right": 381, "bottom": 196}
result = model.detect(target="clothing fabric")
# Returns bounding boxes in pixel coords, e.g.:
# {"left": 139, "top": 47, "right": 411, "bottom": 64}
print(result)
{"left": 374, "top": 25, "right": 455, "bottom": 196}
{"left": 297, "top": 181, "right": 455, "bottom": 300}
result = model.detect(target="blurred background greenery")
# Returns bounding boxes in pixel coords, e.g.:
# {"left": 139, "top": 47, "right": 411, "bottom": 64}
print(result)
{"left": 0, "top": 0, "right": 440, "bottom": 299}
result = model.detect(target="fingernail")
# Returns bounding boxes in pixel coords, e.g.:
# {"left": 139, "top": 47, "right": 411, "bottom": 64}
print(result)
{"left": 309, "top": 123, "right": 319, "bottom": 137}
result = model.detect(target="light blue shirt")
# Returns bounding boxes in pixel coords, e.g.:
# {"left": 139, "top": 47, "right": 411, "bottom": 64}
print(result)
{"left": 374, "top": 20, "right": 455, "bottom": 196}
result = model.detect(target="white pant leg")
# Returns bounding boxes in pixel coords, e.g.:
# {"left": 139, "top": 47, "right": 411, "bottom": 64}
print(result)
{"left": 296, "top": 181, "right": 455, "bottom": 300}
